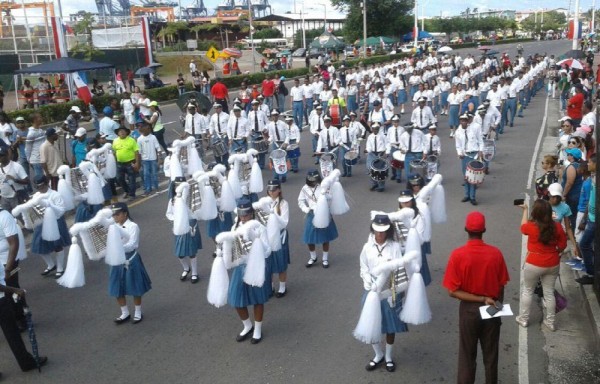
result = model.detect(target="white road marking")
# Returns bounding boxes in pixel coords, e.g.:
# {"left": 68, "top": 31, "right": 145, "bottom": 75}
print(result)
{"left": 526, "top": 96, "right": 549, "bottom": 189}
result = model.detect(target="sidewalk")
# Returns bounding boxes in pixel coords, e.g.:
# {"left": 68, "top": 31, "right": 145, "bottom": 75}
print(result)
{"left": 529, "top": 96, "right": 600, "bottom": 383}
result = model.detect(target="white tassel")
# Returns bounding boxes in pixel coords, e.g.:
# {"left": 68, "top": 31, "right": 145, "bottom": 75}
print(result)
{"left": 197, "top": 184, "right": 218, "bottom": 220}
{"left": 266, "top": 213, "right": 282, "bottom": 252}
{"left": 228, "top": 162, "right": 243, "bottom": 199}
{"left": 418, "top": 202, "right": 432, "bottom": 242}
{"left": 249, "top": 161, "right": 263, "bottom": 193}
{"left": 16, "top": 226, "right": 27, "bottom": 261}
{"left": 406, "top": 228, "right": 422, "bottom": 273}
{"left": 104, "top": 144, "right": 117, "bottom": 178}
{"left": 173, "top": 186, "right": 190, "bottom": 236}
{"left": 57, "top": 237, "right": 85, "bottom": 288}
{"left": 163, "top": 155, "right": 171, "bottom": 178}
{"left": 400, "top": 272, "right": 432, "bottom": 325}
{"left": 243, "top": 237, "right": 266, "bottom": 287}
{"left": 57, "top": 178, "right": 75, "bottom": 211}
{"left": 41, "top": 207, "right": 60, "bottom": 241}
{"left": 169, "top": 151, "right": 184, "bottom": 181}
{"left": 430, "top": 184, "right": 447, "bottom": 223}
{"left": 86, "top": 173, "right": 105, "bottom": 205}
{"left": 206, "top": 256, "right": 229, "bottom": 308}
{"left": 219, "top": 180, "right": 237, "bottom": 212}
{"left": 312, "top": 194, "right": 330, "bottom": 228}
{"left": 329, "top": 181, "right": 349, "bottom": 215}
{"left": 353, "top": 290, "right": 383, "bottom": 344}
{"left": 104, "top": 224, "right": 126, "bottom": 266}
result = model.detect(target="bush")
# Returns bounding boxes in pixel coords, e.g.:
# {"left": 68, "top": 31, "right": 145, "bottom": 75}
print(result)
{"left": 216, "top": 67, "right": 311, "bottom": 89}
{"left": 7, "top": 99, "right": 87, "bottom": 125}
{"left": 448, "top": 37, "right": 534, "bottom": 49}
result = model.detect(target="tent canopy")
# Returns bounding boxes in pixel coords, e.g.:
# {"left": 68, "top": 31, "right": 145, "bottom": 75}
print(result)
{"left": 309, "top": 31, "right": 345, "bottom": 50}
{"left": 355, "top": 36, "right": 397, "bottom": 47}
{"left": 403, "top": 30, "right": 433, "bottom": 42}
{"left": 15, "top": 57, "right": 114, "bottom": 74}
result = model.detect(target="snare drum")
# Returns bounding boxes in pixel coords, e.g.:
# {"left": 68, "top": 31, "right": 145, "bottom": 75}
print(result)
{"left": 465, "top": 160, "right": 486, "bottom": 185}
{"left": 369, "top": 158, "right": 389, "bottom": 182}
{"left": 286, "top": 143, "right": 301, "bottom": 159}
{"left": 482, "top": 139, "right": 496, "bottom": 162}
{"left": 252, "top": 136, "right": 269, "bottom": 153}
{"left": 212, "top": 139, "right": 228, "bottom": 157}
{"left": 391, "top": 151, "right": 405, "bottom": 169}
{"left": 319, "top": 152, "right": 337, "bottom": 178}
{"left": 409, "top": 160, "right": 427, "bottom": 180}
{"left": 330, "top": 104, "right": 341, "bottom": 127}
{"left": 344, "top": 150, "right": 358, "bottom": 166}
{"left": 426, "top": 154, "right": 439, "bottom": 179}
{"left": 269, "top": 148, "right": 288, "bottom": 175}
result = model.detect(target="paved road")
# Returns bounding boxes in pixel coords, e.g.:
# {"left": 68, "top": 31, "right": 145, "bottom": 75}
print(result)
{"left": 0, "top": 39, "right": 572, "bottom": 383}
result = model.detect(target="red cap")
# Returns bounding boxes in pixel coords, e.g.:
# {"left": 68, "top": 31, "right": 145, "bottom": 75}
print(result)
{"left": 465, "top": 211, "right": 486, "bottom": 232}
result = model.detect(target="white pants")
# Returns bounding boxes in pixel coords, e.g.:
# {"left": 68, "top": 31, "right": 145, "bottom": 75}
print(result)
{"left": 519, "top": 263, "right": 559, "bottom": 325}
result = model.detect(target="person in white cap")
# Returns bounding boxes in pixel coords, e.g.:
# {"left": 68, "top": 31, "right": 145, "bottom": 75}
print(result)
{"left": 285, "top": 115, "right": 301, "bottom": 173}
{"left": 365, "top": 122, "right": 387, "bottom": 192}
{"left": 399, "top": 123, "right": 425, "bottom": 178}
{"left": 71, "top": 127, "right": 89, "bottom": 167}
{"left": 316, "top": 115, "right": 340, "bottom": 158}
{"left": 481, "top": 100, "right": 501, "bottom": 140}
{"left": 411, "top": 96, "right": 435, "bottom": 132}
{"left": 339, "top": 115, "right": 358, "bottom": 177}
{"left": 63, "top": 105, "right": 89, "bottom": 135}
{"left": 386, "top": 115, "right": 404, "bottom": 183}
{"left": 266, "top": 110, "right": 290, "bottom": 182}
{"left": 247, "top": 99, "right": 269, "bottom": 169}
{"left": 227, "top": 105, "right": 250, "bottom": 153}
{"left": 309, "top": 105, "right": 326, "bottom": 164}
{"left": 455, "top": 113, "right": 483, "bottom": 205}
{"left": 209, "top": 103, "right": 230, "bottom": 166}
{"left": 182, "top": 103, "right": 205, "bottom": 159}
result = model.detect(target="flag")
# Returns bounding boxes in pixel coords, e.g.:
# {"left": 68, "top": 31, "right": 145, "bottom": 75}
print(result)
{"left": 64, "top": 23, "right": 74, "bottom": 35}
{"left": 141, "top": 17, "right": 153, "bottom": 66}
{"left": 380, "top": 37, "right": 385, "bottom": 49}
{"left": 73, "top": 72, "right": 92, "bottom": 105}
{"left": 51, "top": 17, "right": 68, "bottom": 58}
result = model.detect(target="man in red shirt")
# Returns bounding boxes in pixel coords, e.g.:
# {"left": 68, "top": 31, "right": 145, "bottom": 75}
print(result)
{"left": 442, "top": 212, "right": 510, "bottom": 384}
{"left": 261, "top": 73, "right": 275, "bottom": 111}
{"left": 126, "top": 68, "right": 135, "bottom": 92}
{"left": 210, "top": 77, "right": 230, "bottom": 114}
{"left": 566, "top": 84, "right": 585, "bottom": 126}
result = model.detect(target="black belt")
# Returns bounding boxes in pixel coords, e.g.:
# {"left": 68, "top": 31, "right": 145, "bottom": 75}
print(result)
{"left": 507, "top": 97, "right": 516, "bottom": 99}
{"left": 117, "top": 160, "right": 134, "bottom": 165}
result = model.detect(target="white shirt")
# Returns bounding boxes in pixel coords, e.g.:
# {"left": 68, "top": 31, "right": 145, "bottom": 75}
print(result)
{"left": 454, "top": 124, "right": 484, "bottom": 156}
{"left": 25, "top": 127, "right": 45, "bottom": 164}
{"left": 581, "top": 111, "right": 596, "bottom": 128}
{"left": 482, "top": 106, "right": 501, "bottom": 135}
{"left": 410, "top": 106, "right": 436, "bottom": 128}
{"left": 247, "top": 110, "right": 269, "bottom": 133}
{"left": 287, "top": 124, "right": 301, "bottom": 143}
{"left": 486, "top": 89, "right": 502, "bottom": 107}
{"left": 184, "top": 112, "right": 203, "bottom": 135}
{"left": 368, "top": 108, "right": 390, "bottom": 125}
{"left": 99, "top": 117, "right": 119, "bottom": 141}
{"left": 365, "top": 132, "right": 387, "bottom": 153}
{"left": 269, "top": 197, "right": 289, "bottom": 229}
{"left": 400, "top": 129, "right": 425, "bottom": 153}
{"left": 302, "top": 84, "right": 315, "bottom": 99}
{"left": 423, "top": 133, "right": 441, "bottom": 155}
{"left": 121, "top": 219, "right": 140, "bottom": 253}
{"left": 359, "top": 237, "right": 403, "bottom": 290}
{"left": 0, "top": 210, "right": 26, "bottom": 265}
{"left": 290, "top": 86, "right": 304, "bottom": 102}
{"left": 386, "top": 125, "right": 404, "bottom": 152}
{"left": 298, "top": 184, "right": 324, "bottom": 213}
{"left": 447, "top": 92, "right": 461, "bottom": 105}
{"left": 138, "top": 97, "right": 151, "bottom": 116}
{"left": 309, "top": 114, "right": 326, "bottom": 135}
{"left": 339, "top": 125, "right": 357, "bottom": 148}
{"left": 267, "top": 120, "right": 290, "bottom": 145}
{"left": 227, "top": 116, "right": 250, "bottom": 140}
{"left": 209, "top": 112, "right": 230, "bottom": 136}
{"left": 316, "top": 126, "right": 341, "bottom": 152}
{"left": 137, "top": 134, "right": 161, "bottom": 161}
{"left": 0, "top": 161, "right": 27, "bottom": 198}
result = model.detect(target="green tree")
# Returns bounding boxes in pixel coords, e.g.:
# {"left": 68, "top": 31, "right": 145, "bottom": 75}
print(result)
{"left": 69, "top": 12, "right": 104, "bottom": 60}
{"left": 253, "top": 27, "right": 283, "bottom": 39}
{"left": 520, "top": 10, "right": 566, "bottom": 35}
{"left": 293, "top": 28, "right": 324, "bottom": 49}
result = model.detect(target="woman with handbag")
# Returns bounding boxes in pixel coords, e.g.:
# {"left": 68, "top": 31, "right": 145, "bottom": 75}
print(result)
{"left": 516, "top": 199, "right": 567, "bottom": 332}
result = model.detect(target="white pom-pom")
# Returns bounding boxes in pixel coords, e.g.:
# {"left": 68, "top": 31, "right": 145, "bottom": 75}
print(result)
{"left": 417, "top": 202, "right": 432, "bottom": 242}
{"left": 266, "top": 213, "right": 282, "bottom": 252}
{"left": 173, "top": 190, "right": 190, "bottom": 236}
{"left": 197, "top": 184, "right": 218, "bottom": 220}
{"left": 219, "top": 180, "right": 237, "bottom": 212}
{"left": 312, "top": 194, "right": 330, "bottom": 228}
{"left": 243, "top": 237, "right": 266, "bottom": 287}
{"left": 169, "top": 153, "right": 184, "bottom": 181}
{"left": 186, "top": 144, "right": 204, "bottom": 176}
{"left": 57, "top": 237, "right": 85, "bottom": 288}
{"left": 104, "top": 150, "right": 117, "bottom": 179}
{"left": 41, "top": 207, "right": 60, "bottom": 241}
{"left": 57, "top": 178, "right": 75, "bottom": 211}
{"left": 329, "top": 181, "right": 349, "bottom": 215}
{"left": 86, "top": 173, "right": 105, "bottom": 205}
{"left": 163, "top": 155, "right": 171, "bottom": 178}
{"left": 104, "top": 224, "right": 126, "bottom": 266}
{"left": 249, "top": 161, "right": 263, "bottom": 193}
{"left": 400, "top": 272, "right": 432, "bottom": 325}
{"left": 207, "top": 256, "right": 229, "bottom": 308}
{"left": 353, "top": 291, "right": 383, "bottom": 344}
{"left": 228, "top": 162, "right": 243, "bottom": 199}
{"left": 430, "top": 184, "right": 447, "bottom": 223}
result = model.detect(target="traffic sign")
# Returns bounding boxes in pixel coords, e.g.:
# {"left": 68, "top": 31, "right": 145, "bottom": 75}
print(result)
{"left": 206, "top": 47, "right": 219, "bottom": 63}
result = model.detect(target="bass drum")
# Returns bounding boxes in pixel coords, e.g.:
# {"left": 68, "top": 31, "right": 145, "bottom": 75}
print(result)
{"left": 212, "top": 139, "right": 228, "bottom": 157}
{"left": 344, "top": 150, "right": 358, "bottom": 166}
{"left": 409, "top": 159, "right": 427, "bottom": 180}
{"left": 319, "top": 152, "right": 337, "bottom": 178}
{"left": 269, "top": 148, "right": 289, "bottom": 175}
{"left": 252, "top": 134, "right": 269, "bottom": 154}
{"left": 286, "top": 143, "right": 301, "bottom": 159}
{"left": 330, "top": 104, "right": 341, "bottom": 127}
{"left": 369, "top": 158, "right": 389, "bottom": 182}
{"left": 466, "top": 160, "right": 486, "bottom": 185}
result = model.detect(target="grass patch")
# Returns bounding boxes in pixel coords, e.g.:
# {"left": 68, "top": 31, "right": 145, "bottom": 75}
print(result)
{"left": 155, "top": 54, "right": 213, "bottom": 78}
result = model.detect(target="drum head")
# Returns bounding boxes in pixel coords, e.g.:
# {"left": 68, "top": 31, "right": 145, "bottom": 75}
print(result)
{"left": 372, "top": 158, "right": 389, "bottom": 171}
{"left": 270, "top": 148, "right": 286, "bottom": 159}
{"left": 321, "top": 152, "right": 337, "bottom": 162}
{"left": 392, "top": 151, "right": 406, "bottom": 161}
{"left": 344, "top": 151, "right": 358, "bottom": 160}
{"left": 468, "top": 160, "right": 485, "bottom": 170}
{"left": 427, "top": 154, "right": 438, "bottom": 163}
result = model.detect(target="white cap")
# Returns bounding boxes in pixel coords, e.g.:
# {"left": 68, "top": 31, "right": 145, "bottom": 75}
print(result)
{"left": 548, "top": 183, "right": 563, "bottom": 197}
{"left": 74, "top": 127, "right": 87, "bottom": 138}
{"left": 70, "top": 106, "right": 82, "bottom": 113}
{"left": 271, "top": 109, "right": 279, "bottom": 115}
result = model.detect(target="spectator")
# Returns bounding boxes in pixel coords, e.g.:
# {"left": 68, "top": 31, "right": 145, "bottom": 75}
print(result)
{"left": 0, "top": 146, "right": 29, "bottom": 211}
{"left": 535, "top": 155, "right": 559, "bottom": 200}
{"left": 547, "top": 183, "right": 579, "bottom": 260}
{"left": 211, "top": 77, "right": 230, "bottom": 114}
{"left": 136, "top": 121, "right": 161, "bottom": 196}
{"left": 115, "top": 70, "right": 126, "bottom": 94}
{"left": 126, "top": 68, "right": 135, "bottom": 92}
{"left": 99, "top": 107, "right": 119, "bottom": 142}
{"left": 91, "top": 79, "right": 105, "bottom": 97}
{"left": 276, "top": 76, "right": 288, "bottom": 113}
{"left": 566, "top": 84, "right": 585, "bottom": 126}
{"left": 575, "top": 154, "right": 596, "bottom": 285}
{"left": 561, "top": 148, "right": 584, "bottom": 228}
{"left": 261, "top": 73, "right": 275, "bottom": 111}
{"left": 120, "top": 92, "right": 136, "bottom": 130}
{"left": 0, "top": 112, "right": 14, "bottom": 148}
{"left": 25, "top": 113, "right": 45, "bottom": 181}
{"left": 192, "top": 71, "right": 202, "bottom": 92}
{"left": 36, "top": 77, "right": 49, "bottom": 106}
{"left": 137, "top": 90, "right": 151, "bottom": 120}
{"left": 232, "top": 59, "right": 240, "bottom": 75}
{"left": 580, "top": 101, "right": 596, "bottom": 132}
{"left": 107, "top": 81, "right": 116, "bottom": 96}
{"left": 21, "top": 79, "right": 35, "bottom": 109}
{"left": 189, "top": 59, "right": 196, "bottom": 74}
{"left": 202, "top": 70, "right": 211, "bottom": 94}
{"left": 112, "top": 125, "right": 140, "bottom": 201}
{"left": 63, "top": 106, "right": 89, "bottom": 135}
{"left": 39, "top": 128, "right": 62, "bottom": 190}
{"left": 557, "top": 71, "right": 570, "bottom": 111}
{"left": 142, "top": 101, "right": 168, "bottom": 153}
{"left": 177, "top": 73, "right": 186, "bottom": 96}
{"left": 10, "top": 117, "right": 31, "bottom": 191}
{"left": 237, "top": 82, "right": 251, "bottom": 114}
{"left": 56, "top": 79, "right": 69, "bottom": 102}
{"left": 516, "top": 199, "right": 567, "bottom": 331}
{"left": 71, "top": 127, "right": 89, "bottom": 167}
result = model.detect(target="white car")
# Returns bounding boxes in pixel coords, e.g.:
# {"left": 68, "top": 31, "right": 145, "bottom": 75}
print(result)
{"left": 400, "top": 44, "right": 414, "bottom": 53}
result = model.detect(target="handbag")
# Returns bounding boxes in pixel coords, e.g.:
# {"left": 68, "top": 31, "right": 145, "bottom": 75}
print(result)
{"left": 554, "top": 274, "right": 568, "bottom": 313}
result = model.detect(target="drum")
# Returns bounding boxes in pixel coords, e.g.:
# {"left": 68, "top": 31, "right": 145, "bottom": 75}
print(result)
{"left": 252, "top": 136, "right": 269, "bottom": 153}
{"left": 409, "top": 159, "right": 427, "bottom": 180}
{"left": 212, "top": 139, "right": 228, "bottom": 157}
{"left": 319, "top": 152, "right": 337, "bottom": 178}
{"left": 286, "top": 143, "right": 301, "bottom": 159}
{"left": 465, "top": 160, "right": 486, "bottom": 185}
{"left": 344, "top": 150, "right": 358, "bottom": 166}
{"left": 482, "top": 139, "right": 496, "bottom": 162}
{"left": 269, "top": 148, "right": 288, "bottom": 175}
{"left": 330, "top": 104, "right": 341, "bottom": 127}
{"left": 369, "top": 158, "right": 389, "bottom": 182}
{"left": 391, "top": 151, "right": 405, "bottom": 169}
{"left": 426, "top": 154, "right": 439, "bottom": 179}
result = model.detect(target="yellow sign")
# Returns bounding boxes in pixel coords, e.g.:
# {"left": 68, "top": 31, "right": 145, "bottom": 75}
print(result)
{"left": 206, "top": 47, "right": 219, "bottom": 63}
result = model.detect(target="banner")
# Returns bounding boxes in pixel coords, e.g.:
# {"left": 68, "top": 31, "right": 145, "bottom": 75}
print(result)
{"left": 91, "top": 24, "right": 144, "bottom": 48}
{"left": 73, "top": 72, "right": 92, "bottom": 105}
{"left": 51, "top": 17, "right": 68, "bottom": 58}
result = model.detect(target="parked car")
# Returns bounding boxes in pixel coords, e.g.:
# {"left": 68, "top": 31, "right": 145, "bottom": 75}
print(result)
{"left": 344, "top": 45, "right": 355, "bottom": 57}
{"left": 399, "top": 43, "right": 415, "bottom": 53}
{"left": 450, "top": 37, "right": 463, "bottom": 44}
{"left": 292, "top": 48, "right": 306, "bottom": 57}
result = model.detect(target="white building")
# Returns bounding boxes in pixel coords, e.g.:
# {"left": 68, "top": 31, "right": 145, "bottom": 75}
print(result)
{"left": 254, "top": 13, "right": 345, "bottom": 43}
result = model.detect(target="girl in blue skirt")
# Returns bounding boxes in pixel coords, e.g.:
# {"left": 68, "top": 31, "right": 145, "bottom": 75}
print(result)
{"left": 110, "top": 203, "right": 152, "bottom": 324}
{"left": 396, "top": 75, "right": 408, "bottom": 115}
{"left": 398, "top": 190, "right": 431, "bottom": 286}
{"left": 298, "top": 170, "right": 338, "bottom": 268}
{"left": 264, "top": 180, "right": 290, "bottom": 297}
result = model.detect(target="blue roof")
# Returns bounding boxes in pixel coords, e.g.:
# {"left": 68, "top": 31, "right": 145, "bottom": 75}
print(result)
{"left": 15, "top": 57, "right": 114, "bottom": 74}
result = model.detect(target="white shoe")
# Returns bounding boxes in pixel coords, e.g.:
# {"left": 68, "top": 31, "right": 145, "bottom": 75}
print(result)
{"left": 515, "top": 315, "right": 528, "bottom": 328}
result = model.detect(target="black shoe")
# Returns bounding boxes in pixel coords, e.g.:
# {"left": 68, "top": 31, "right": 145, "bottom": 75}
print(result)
{"left": 114, "top": 315, "right": 131, "bottom": 324}
{"left": 322, "top": 260, "right": 330, "bottom": 268}
{"left": 365, "top": 358, "right": 384, "bottom": 371}
{"left": 470, "top": 200, "right": 478, "bottom": 206}
{"left": 180, "top": 269, "right": 190, "bottom": 281}
{"left": 306, "top": 257, "right": 318, "bottom": 268}
{"left": 191, "top": 275, "right": 199, "bottom": 284}
{"left": 370, "top": 185, "right": 378, "bottom": 191}
{"left": 275, "top": 290, "right": 287, "bottom": 298}
{"left": 236, "top": 327, "right": 254, "bottom": 342}
{"left": 386, "top": 360, "right": 396, "bottom": 372}
{"left": 132, "top": 314, "right": 143, "bottom": 324}
{"left": 23, "top": 356, "right": 48, "bottom": 372}
{"left": 376, "top": 188, "right": 384, "bottom": 192}
{"left": 461, "top": 197, "right": 470, "bottom": 203}
{"left": 250, "top": 336, "right": 262, "bottom": 344}
{"left": 212, "top": 252, "right": 217, "bottom": 258}
{"left": 40, "top": 266, "right": 56, "bottom": 276}
{"left": 576, "top": 275, "right": 595, "bottom": 285}
{"left": 54, "top": 271, "right": 64, "bottom": 279}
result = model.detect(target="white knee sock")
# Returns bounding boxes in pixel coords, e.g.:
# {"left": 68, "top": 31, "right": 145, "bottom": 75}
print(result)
{"left": 190, "top": 257, "right": 198, "bottom": 276}
{"left": 120, "top": 305, "right": 130, "bottom": 318}
{"left": 372, "top": 343, "right": 384, "bottom": 361}
{"left": 253, "top": 321, "right": 262, "bottom": 339}
{"left": 279, "top": 282, "right": 286, "bottom": 293}
{"left": 55, "top": 250, "right": 65, "bottom": 272}
{"left": 240, "top": 318, "right": 253, "bottom": 335}
{"left": 134, "top": 305, "right": 142, "bottom": 318}
{"left": 309, "top": 251, "right": 316, "bottom": 260}
{"left": 40, "top": 254, "right": 55, "bottom": 269}
{"left": 179, "top": 258, "right": 190, "bottom": 271}
{"left": 385, "top": 343, "right": 394, "bottom": 362}
{"left": 322, "top": 252, "right": 329, "bottom": 262}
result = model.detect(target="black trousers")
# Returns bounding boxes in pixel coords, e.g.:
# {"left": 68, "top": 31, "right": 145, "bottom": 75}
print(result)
{"left": 5, "top": 260, "right": 26, "bottom": 325}
{"left": 0, "top": 296, "right": 37, "bottom": 371}
{"left": 457, "top": 301, "right": 501, "bottom": 384}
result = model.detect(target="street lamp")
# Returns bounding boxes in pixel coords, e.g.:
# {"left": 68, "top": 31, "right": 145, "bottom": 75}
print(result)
{"left": 299, "top": 9, "right": 306, "bottom": 49}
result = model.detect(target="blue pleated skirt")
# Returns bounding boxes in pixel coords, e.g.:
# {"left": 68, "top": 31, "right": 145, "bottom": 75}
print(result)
{"left": 174, "top": 219, "right": 202, "bottom": 258}
{"left": 421, "top": 243, "right": 432, "bottom": 287}
{"left": 31, "top": 216, "right": 72, "bottom": 254}
{"left": 108, "top": 252, "right": 152, "bottom": 297}
{"left": 440, "top": 91, "right": 449, "bottom": 107}
{"left": 448, "top": 105, "right": 459, "bottom": 127}
{"left": 397, "top": 89, "right": 407, "bottom": 105}
{"left": 361, "top": 291, "right": 408, "bottom": 334}
{"left": 207, "top": 212, "right": 234, "bottom": 239}
{"left": 74, "top": 202, "right": 103, "bottom": 223}
{"left": 270, "top": 230, "right": 290, "bottom": 274}
{"left": 302, "top": 210, "right": 338, "bottom": 245}
{"left": 263, "top": 255, "right": 273, "bottom": 298}
{"left": 228, "top": 263, "right": 270, "bottom": 308}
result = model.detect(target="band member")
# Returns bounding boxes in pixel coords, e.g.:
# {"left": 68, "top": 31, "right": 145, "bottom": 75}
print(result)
{"left": 399, "top": 123, "right": 425, "bottom": 178}
{"left": 481, "top": 100, "right": 501, "bottom": 140}
{"left": 248, "top": 100, "right": 269, "bottom": 169}
{"left": 315, "top": 115, "right": 340, "bottom": 161}
{"left": 411, "top": 97, "right": 436, "bottom": 132}
{"left": 309, "top": 105, "right": 326, "bottom": 164}
{"left": 110, "top": 203, "right": 152, "bottom": 324}
{"left": 368, "top": 100, "right": 391, "bottom": 133}
{"left": 257, "top": 95, "right": 270, "bottom": 117}
{"left": 227, "top": 106, "right": 250, "bottom": 153}
{"left": 298, "top": 170, "right": 338, "bottom": 268}
{"left": 73, "top": 162, "right": 105, "bottom": 223}
{"left": 423, "top": 124, "right": 441, "bottom": 158}
{"left": 386, "top": 115, "right": 404, "bottom": 183}
{"left": 29, "top": 175, "right": 71, "bottom": 278}
{"left": 339, "top": 115, "right": 358, "bottom": 177}
{"left": 267, "top": 110, "right": 290, "bottom": 182}
{"left": 349, "top": 111, "right": 366, "bottom": 158}
{"left": 183, "top": 103, "right": 207, "bottom": 159}
{"left": 167, "top": 178, "right": 202, "bottom": 284}
{"left": 398, "top": 190, "right": 431, "bottom": 286}
{"left": 264, "top": 180, "right": 290, "bottom": 297}
{"left": 209, "top": 103, "right": 230, "bottom": 166}
{"left": 365, "top": 122, "right": 388, "bottom": 192}
{"left": 285, "top": 115, "right": 301, "bottom": 173}
{"left": 232, "top": 98, "right": 247, "bottom": 118}
{"left": 455, "top": 113, "right": 484, "bottom": 205}
{"left": 205, "top": 163, "right": 234, "bottom": 255}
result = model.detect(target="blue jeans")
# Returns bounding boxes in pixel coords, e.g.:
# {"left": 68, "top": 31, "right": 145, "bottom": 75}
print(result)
{"left": 142, "top": 160, "right": 158, "bottom": 193}
{"left": 31, "top": 163, "right": 44, "bottom": 182}
{"left": 117, "top": 162, "right": 137, "bottom": 197}
{"left": 292, "top": 101, "right": 303, "bottom": 130}
{"left": 505, "top": 97, "right": 517, "bottom": 126}
{"left": 580, "top": 221, "right": 596, "bottom": 276}
{"left": 18, "top": 158, "right": 33, "bottom": 193}
{"left": 461, "top": 155, "right": 477, "bottom": 200}
{"left": 304, "top": 97, "right": 313, "bottom": 124}
{"left": 230, "top": 139, "right": 247, "bottom": 154}
{"left": 517, "top": 91, "right": 525, "bottom": 117}
{"left": 277, "top": 94, "right": 285, "bottom": 113}
{"left": 265, "top": 96, "right": 273, "bottom": 111}
{"left": 339, "top": 145, "right": 353, "bottom": 176}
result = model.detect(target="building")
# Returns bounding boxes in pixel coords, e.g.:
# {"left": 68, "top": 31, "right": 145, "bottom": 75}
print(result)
{"left": 254, "top": 13, "right": 345, "bottom": 43}
{"left": 515, "top": 8, "right": 571, "bottom": 23}
{"left": 473, "top": 10, "right": 516, "bottom": 20}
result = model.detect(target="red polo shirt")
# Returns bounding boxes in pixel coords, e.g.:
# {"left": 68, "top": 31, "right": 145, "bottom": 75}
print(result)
{"left": 442, "top": 239, "right": 509, "bottom": 300}
{"left": 567, "top": 92, "right": 584, "bottom": 120}
{"left": 521, "top": 221, "right": 567, "bottom": 267}
{"left": 211, "top": 81, "right": 228, "bottom": 99}
{"left": 261, "top": 79, "right": 275, "bottom": 97}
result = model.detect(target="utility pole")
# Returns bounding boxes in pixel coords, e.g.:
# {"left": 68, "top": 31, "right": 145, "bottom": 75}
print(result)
{"left": 362, "top": 1, "right": 367, "bottom": 58}
{"left": 593, "top": 0, "right": 596, "bottom": 34}
{"left": 573, "top": 0, "right": 580, "bottom": 50}
{"left": 414, "top": 1, "right": 418, "bottom": 47}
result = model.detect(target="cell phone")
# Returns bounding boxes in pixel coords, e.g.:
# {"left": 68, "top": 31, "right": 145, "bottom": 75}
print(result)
{"left": 513, "top": 198, "right": 525, "bottom": 206}
{"left": 486, "top": 305, "right": 500, "bottom": 317}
